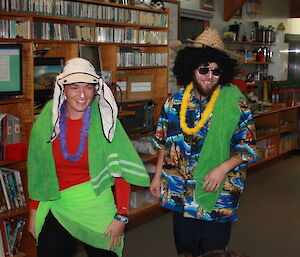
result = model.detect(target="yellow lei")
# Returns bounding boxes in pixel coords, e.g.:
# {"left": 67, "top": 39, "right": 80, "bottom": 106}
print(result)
{"left": 179, "top": 82, "right": 221, "bottom": 135}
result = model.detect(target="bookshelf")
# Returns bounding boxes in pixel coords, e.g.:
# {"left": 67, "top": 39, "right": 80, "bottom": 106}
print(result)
{"left": 0, "top": 0, "right": 169, "bottom": 256}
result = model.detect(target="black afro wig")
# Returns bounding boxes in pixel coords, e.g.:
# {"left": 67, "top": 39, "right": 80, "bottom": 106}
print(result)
{"left": 172, "top": 46, "right": 238, "bottom": 87}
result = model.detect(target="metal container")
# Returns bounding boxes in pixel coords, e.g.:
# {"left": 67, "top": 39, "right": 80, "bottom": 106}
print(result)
{"left": 256, "top": 26, "right": 266, "bottom": 42}
{"left": 265, "top": 26, "right": 275, "bottom": 43}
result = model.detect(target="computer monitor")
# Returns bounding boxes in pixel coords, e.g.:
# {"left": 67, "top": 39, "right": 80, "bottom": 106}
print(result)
{"left": 0, "top": 44, "right": 23, "bottom": 98}
{"left": 79, "top": 44, "right": 102, "bottom": 75}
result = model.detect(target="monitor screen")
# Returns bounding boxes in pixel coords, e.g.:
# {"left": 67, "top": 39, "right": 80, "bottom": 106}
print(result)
{"left": 79, "top": 44, "right": 102, "bottom": 74}
{"left": 34, "top": 57, "right": 64, "bottom": 89}
{"left": 0, "top": 44, "right": 23, "bottom": 97}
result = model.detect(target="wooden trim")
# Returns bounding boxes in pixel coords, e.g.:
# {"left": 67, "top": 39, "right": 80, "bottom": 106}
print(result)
{"left": 223, "top": 0, "right": 246, "bottom": 21}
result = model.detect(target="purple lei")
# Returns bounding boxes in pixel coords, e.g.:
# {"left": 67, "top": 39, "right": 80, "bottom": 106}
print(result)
{"left": 58, "top": 101, "right": 91, "bottom": 162}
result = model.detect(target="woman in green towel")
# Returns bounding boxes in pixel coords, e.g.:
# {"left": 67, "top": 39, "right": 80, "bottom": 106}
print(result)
{"left": 150, "top": 28, "right": 258, "bottom": 257}
{"left": 27, "top": 58, "right": 150, "bottom": 257}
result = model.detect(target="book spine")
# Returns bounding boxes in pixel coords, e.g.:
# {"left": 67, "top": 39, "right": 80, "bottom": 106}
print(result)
{"left": 0, "top": 172, "right": 11, "bottom": 210}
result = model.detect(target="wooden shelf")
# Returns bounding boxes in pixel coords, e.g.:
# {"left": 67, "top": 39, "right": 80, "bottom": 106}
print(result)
{"left": 253, "top": 105, "right": 300, "bottom": 117}
{"left": 117, "top": 65, "right": 167, "bottom": 70}
{"left": 0, "top": 98, "right": 31, "bottom": 105}
{"left": 279, "top": 124, "right": 297, "bottom": 133}
{"left": 129, "top": 131, "right": 155, "bottom": 140}
{"left": 127, "top": 201, "right": 168, "bottom": 229}
{"left": 249, "top": 155, "right": 278, "bottom": 168}
{"left": 0, "top": 206, "right": 28, "bottom": 219}
{"left": 256, "top": 132, "right": 278, "bottom": 141}
{"left": 0, "top": 160, "right": 26, "bottom": 167}
{"left": 224, "top": 40, "right": 274, "bottom": 45}
{"left": 140, "top": 153, "right": 158, "bottom": 163}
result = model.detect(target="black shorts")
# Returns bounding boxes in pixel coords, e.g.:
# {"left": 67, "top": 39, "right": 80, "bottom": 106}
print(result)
{"left": 173, "top": 211, "right": 231, "bottom": 257}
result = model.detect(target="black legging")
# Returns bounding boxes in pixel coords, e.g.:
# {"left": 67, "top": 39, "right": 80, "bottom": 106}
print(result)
{"left": 37, "top": 211, "right": 118, "bottom": 257}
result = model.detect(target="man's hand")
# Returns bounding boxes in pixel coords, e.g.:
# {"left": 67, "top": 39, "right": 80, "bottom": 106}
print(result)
{"left": 202, "top": 156, "right": 243, "bottom": 192}
{"left": 103, "top": 219, "right": 125, "bottom": 250}
{"left": 202, "top": 165, "right": 227, "bottom": 192}
{"left": 150, "top": 149, "right": 164, "bottom": 197}
{"left": 150, "top": 175, "right": 161, "bottom": 197}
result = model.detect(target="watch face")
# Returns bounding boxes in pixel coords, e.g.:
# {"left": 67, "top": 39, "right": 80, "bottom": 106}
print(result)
{"left": 121, "top": 217, "right": 129, "bottom": 224}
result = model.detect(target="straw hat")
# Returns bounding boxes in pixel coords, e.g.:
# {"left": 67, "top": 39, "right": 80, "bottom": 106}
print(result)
{"left": 171, "top": 27, "right": 244, "bottom": 64}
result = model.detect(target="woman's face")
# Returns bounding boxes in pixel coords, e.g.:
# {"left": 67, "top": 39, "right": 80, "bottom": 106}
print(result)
{"left": 193, "top": 62, "right": 221, "bottom": 97}
{"left": 64, "top": 83, "right": 95, "bottom": 119}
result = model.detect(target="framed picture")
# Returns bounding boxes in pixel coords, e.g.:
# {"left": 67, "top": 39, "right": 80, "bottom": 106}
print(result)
{"left": 200, "top": 0, "right": 214, "bottom": 11}
{"left": 233, "top": 8, "right": 243, "bottom": 19}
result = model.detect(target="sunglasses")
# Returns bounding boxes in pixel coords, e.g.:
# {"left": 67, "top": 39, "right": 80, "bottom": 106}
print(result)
{"left": 198, "top": 67, "right": 222, "bottom": 76}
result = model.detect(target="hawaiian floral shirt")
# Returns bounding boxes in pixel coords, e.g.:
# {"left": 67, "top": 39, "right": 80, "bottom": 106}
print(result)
{"left": 153, "top": 87, "right": 258, "bottom": 222}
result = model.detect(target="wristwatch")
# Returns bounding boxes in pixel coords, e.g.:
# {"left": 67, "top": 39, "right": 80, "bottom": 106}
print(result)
{"left": 114, "top": 214, "right": 129, "bottom": 224}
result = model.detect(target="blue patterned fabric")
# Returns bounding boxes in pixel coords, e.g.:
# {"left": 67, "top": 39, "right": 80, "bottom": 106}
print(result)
{"left": 153, "top": 87, "right": 258, "bottom": 222}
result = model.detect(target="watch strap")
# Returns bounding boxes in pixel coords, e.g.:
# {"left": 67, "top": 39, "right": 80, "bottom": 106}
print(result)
{"left": 114, "top": 214, "right": 129, "bottom": 224}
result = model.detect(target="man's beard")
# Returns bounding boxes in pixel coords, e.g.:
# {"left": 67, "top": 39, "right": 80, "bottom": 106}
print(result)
{"left": 193, "top": 79, "right": 219, "bottom": 98}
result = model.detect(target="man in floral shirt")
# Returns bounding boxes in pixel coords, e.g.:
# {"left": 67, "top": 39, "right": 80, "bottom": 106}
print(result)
{"left": 150, "top": 28, "right": 258, "bottom": 257}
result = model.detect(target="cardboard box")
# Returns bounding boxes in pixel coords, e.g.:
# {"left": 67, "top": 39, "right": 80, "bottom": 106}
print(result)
{"left": 126, "top": 75, "right": 153, "bottom": 100}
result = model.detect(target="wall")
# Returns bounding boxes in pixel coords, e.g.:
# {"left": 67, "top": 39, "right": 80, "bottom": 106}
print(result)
{"left": 177, "top": 0, "right": 295, "bottom": 37}
{"left": 286, "top": 19, "right": 300, "bottom": 34}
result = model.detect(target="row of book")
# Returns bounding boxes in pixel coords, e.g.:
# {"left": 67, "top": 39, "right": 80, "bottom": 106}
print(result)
{"left": 96, "top": 27, "right": 167, "bottom": 45}
{"left": 0, "top": 216, "right": 26, "bottom": 257}
{"left": 33, "top": 22, "right": 94, "bottom": 42}
{"left": 0, "top": 114, "right": 20, "bottom": 162}
{"left": 0, "top": 19, "right": 30, "bottom": 39}
{"left": 0, "top": 0, "right": 168, "bottom": 28}
{"left": 96, "top": 27, "right": 138, "bottom": 44}
{"left": 0, "top": 167, "right": 26, "bottom": 213}
{"left": 117, "top": 52, "right": 167, "bottom": 67}
{"left": 139, "top": 30, "right": 167, "bottom": 45}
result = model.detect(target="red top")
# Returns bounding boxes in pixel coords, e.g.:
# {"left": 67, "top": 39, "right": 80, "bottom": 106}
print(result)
{"left": 30, "top": 117, "right": 130, "bottom": 215}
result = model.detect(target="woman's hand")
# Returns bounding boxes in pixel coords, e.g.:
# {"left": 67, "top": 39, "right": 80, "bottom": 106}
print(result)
{"left": 28, "top": 209, "right": 37, "bottom": 239}
{"left": 103, "top": 219, "right": 125, "bottom": 250}
{"left": 150, "top": 175, "right": 161, "bottom": 197}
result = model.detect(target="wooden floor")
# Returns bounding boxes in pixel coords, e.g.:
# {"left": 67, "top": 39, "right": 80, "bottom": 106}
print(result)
{"left": 76, "top": 154, "right": 300, "bottom": 257}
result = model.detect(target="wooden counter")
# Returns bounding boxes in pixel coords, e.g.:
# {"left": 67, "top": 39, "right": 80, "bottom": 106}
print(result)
{"left": 251, "top": 104, "right": 300, "bottom": 168}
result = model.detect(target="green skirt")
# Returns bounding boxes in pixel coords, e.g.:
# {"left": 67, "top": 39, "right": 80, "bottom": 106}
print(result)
{"left": 35, "top": 181, "right": 123, "bottom": 256}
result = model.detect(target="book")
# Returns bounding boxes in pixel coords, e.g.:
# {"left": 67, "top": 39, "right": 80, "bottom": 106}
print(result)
{"left": 0, "top": 217, "right": 26, "bottom": 257}
{"left": 0, "top": 168, "right": 26, "bottom": 209}
{"left": 0, "top": 172, "right": 10, "bottom": 210}
{"left": 0, "top": 220, "right": 10, "bottom": 257}
{"left": 5, "top": 217, "right": 25, "bottom": 256}
{"left": 12, "top": 170, "right": 26, "bottom": 207}
{"left": 0, "top": 172, "right": 15, "bottom": 209}
{"left": 0, "top": 231, "right": 6, "bottom": 257}
{"left": 0, "top": 179, "right": 8, "bottom": 213}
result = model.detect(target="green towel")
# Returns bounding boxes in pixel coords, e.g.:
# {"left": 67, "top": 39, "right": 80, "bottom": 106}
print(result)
{"left": 35, "top": 182, "right": 123, "bottom": 256}
{"left": 28, "top": 100, "right": 150, "bottom": 201}
{"left": 193, "top": 84, "right": 245, "bottom": 212}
